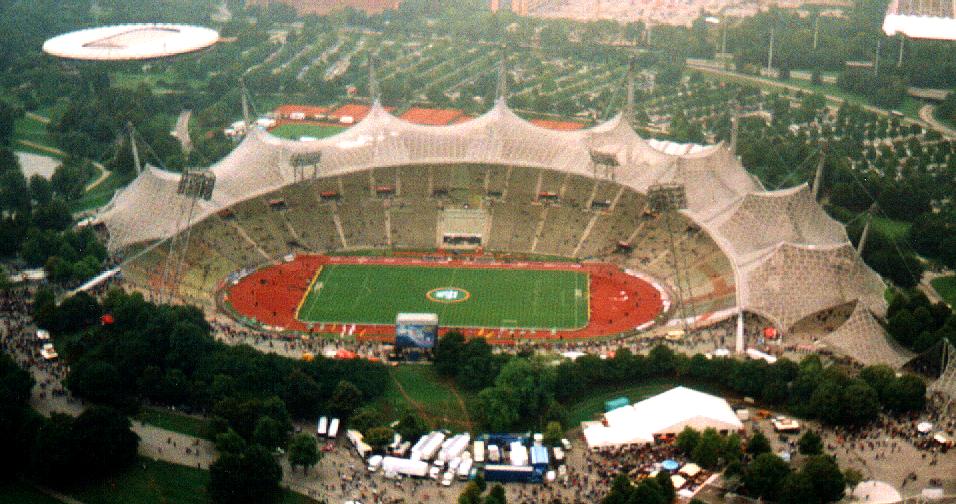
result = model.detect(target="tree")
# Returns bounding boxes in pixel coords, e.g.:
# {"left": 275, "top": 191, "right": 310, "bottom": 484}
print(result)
{"left": 328, "top": 380, "right": 363, "bottom": 419}
{"left": 69, "top": 406, "right": 139, "bottom": 478}
{"left": 543, "top": 421, "right": 563, "bottom": 446}
{"left": 209, "top": 445, "right": 282, "bottom": 504}
{"left": 843, "top": 467, "right": 864, "bottom": 489}
{"left": 800, "top": 455, "right": 846, "bottom": 503}
{"left": 691, "top": 428, "right": 723, "bottom": 469}
{"left": 287, "top": 433, "right": 320, "bottom": 474}
{"left": 364, "top": 426, "right": 394, "bottom": 452}
{"left": 395, "top": 411, "right": 427, "bottom": 442}
{"left": 743, "top": 453, "right": 792, "bottom": 501}
{"left": 434, "top": 331, "right": 465, "bottom": 377}
{"left": 602, "top": 474, "right": 634, "bottom": 504}
{"left": 747, "top": 431, "right": 772, "bottom": 456}
{"left": 630, "top": 477, "right": 666, "bottom": 504}
{"left": 215, "top": 429, "right": 247, "bottom": 455}
{"left": 722, "top": 432, "right": 744, "bottom": 465}
{"left": 654, "top": 470, "right": 676, "bottom": 503}
{"left": 253, "top": 416, "right": 289, "bottom": 451}
{"left": 676, "top": 426, "right": 700, "bottom": 455}
{"left": 484, "top": 483, "right": 507, "bottom": 504}
{"left": 883, "top": 374, "right": 926, "bottom": 413}
{"left": 459, "top": 481, "right": 483, "bottom": 504}
{"left": 348, "top": 406, "right": 384, "bottom": 433}
{"left": 798, "top": 431, "right": 823, "bottom": 456}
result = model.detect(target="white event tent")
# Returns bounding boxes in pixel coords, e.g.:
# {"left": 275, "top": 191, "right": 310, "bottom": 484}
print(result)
{"left": 583, "top": 387, "right": 743, "bottom": 449}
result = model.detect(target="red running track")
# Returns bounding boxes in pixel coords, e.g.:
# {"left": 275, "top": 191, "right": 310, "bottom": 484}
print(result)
{"left": 222, "top": 255, "right": 664, "bottom": 344}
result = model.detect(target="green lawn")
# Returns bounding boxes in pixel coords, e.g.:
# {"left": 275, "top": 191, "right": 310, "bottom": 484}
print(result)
{"left": 565, "top": 380, "right": 679, "bottom": 426}
{"left": 379, "top": 364, "right": 472, "bottom": 431}
{"left": 13, "top": 115, "right": 60, "bottom": 157}
{"left": 72, "top": 171, "right": 131, "bottom": 213}
{"left": 931, "top": 276, "right": 956, "bottom": 307}
{"left": 269, "top": 123, "right": 346, "bottom": 140}
{"left": 63, "top": 458, "right": 316, "bottom": 504}
{"left": 136, "top": 407, "right": 211, "bottom": 440}
{"left": 564, "top": 379, "right": 730, "bottom": 427}
{"left": 871, "top": 216, "right": 912, "bottom": 242}
{"left": 0, "top": 481, "right": 62, "bottom": 504}
{"left": 296, "top": 264, "right": 589, "bottom": 330}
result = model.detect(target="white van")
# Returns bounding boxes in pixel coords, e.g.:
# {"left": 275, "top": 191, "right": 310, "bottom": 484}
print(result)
{"left": 367, "top": 455, "right": 383, "bottom": 472}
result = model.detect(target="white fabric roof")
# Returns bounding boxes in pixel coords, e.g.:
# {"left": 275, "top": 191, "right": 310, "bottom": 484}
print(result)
{"left": 584, "top": 387, "right": 742, "bottom": 448}
{"left": 43, "top": 24, "right": 219, "bottom": 61}
{"left": 98, "top": 98, "right": 887, "bottom": 347}
{"left": 884, "top": 0, "right": 956, "bottom": 40}
{"left": 851, "top": 480, "right": 903, "bottom": 504}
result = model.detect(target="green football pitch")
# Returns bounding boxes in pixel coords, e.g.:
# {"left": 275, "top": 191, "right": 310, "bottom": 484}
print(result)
{"left": 269, "top": 123, "right": 345, "bottom": 140}
{"left": 296, "top": 264, "right": 589, "bottom": 329}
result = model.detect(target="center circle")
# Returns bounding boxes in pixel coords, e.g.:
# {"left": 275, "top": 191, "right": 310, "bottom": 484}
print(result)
{"left": 426, "top": 287, "right": 471, "bottom": 304}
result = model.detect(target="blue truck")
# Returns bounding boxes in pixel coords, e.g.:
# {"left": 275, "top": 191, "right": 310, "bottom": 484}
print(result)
{"left": 483, "top": 464, "right": 536, "bottom": 483}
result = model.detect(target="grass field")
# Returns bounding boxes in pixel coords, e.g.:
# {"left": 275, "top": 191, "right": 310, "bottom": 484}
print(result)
{"left": 296, "top": 264, "right": 589, "bottom": 330}
{"left": 931, "top": 276, "right": 956, "bottom": 307}
{"left": 0, "top": 459, "right": 315, "bottom": 504}
{"left": 269, "top": 123, "right": 345, "bottom": 140}
{"left": 136, "top": 407, "right": 211, "bottom": 440}
{"left": 378, "top": 365, "right": 473, "bottom": 431}
{"left": 564, "top": 379, "right": 727, "bottom": 426}
{"left": 0, "top": 482, "right": 61, "bottom": 504}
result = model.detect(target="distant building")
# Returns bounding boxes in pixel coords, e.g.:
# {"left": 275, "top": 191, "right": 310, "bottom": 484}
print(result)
{"left": 247, "top": 0, "right": 401, "bottom": 15}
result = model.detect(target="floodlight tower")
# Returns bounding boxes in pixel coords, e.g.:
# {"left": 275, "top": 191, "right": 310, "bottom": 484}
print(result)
{"left": 648, "top": 183, "right": 692, "bottom": 332}
{"left": 159, "top": 169, "right": 216, "bottom": 303}
{"left": 368, "top": 53, "right": 380, "bottom": 104}
{"left": 496, "top": 53, "right": 509, "bottom": 103}
{"left": 240, "top": 77, "right": 252, "bottom": 129}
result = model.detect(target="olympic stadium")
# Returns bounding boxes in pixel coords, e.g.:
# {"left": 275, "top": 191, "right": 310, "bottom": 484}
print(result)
{"left": 94, "top": 90, "right": 911, "bottom": 368}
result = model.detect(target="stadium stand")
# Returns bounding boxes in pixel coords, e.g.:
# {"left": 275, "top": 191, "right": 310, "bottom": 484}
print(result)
{"left": 97, "top": 100, "right": 888, "bottom": 359}
{"left": 389, "top": 200, "right": 440, "bottom": 249}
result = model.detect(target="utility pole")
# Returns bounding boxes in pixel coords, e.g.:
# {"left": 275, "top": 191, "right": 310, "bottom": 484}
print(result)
{"left": 240, "top": 78, "right": 251, "bottom": 128}
{"left": 875, "top": 38, "right": 882, "bottom": 75}
{"left": 721, "top": 20, "right": 727, "bottom": 55}
{"left": 813, "top": 16, "right": 820, "bottom": 50}
{"left": 128, "top": 122, "right": 141, "bottom": 175}
{"left": 767, "top": 28, "right": 775, "bottom": 74}
{"left": 898, "top": 36, "right": 905, "bottom": 68}
{"left": 858, "top": 205, "right": 875, "bottom": 255}
{"left": 812, "top": 144, "right": 826, "bottom": 201}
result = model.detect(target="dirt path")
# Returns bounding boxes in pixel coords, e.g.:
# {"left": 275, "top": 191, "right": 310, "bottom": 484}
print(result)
{"left": 84, "top": 162, "right": 111, "bottom": 191}
{"left": 17, "top": 139, "right": 64, "bottom": 156}
{"left": 16, "top": 139, "right": 111, "bottom": 193}
{"left": 920, "top": 104, "right": 956, "bottom": 139}
{"left": 447, "top": 382, "right": 474, "bottom": 432}
{"left": 387, "top": 367, "right": 432, "bottom": 427}
{"left": 26, "top": 111, "right": 50, "bottom": 124}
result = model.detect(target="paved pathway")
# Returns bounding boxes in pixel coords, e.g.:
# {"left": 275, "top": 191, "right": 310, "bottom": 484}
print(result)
{"left": 920, "top": 104, "right": 956, "bottom": 139}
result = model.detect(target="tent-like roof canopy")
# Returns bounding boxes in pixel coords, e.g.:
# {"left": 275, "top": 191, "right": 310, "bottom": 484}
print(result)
{"left": 97, "top": 97, "right": 887, "bottom": 351}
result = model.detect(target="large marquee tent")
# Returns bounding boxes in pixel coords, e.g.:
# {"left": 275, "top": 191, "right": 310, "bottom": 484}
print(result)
{"left": 582, "top": 387, "right": 743, "bottom": 449}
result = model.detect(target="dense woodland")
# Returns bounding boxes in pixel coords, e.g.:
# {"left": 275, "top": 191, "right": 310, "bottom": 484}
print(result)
{"left": 32, "top": 288, "right": 388, "bottom": 501}
{"left": 428, "top": 332, "right": 927, "bottom": 434}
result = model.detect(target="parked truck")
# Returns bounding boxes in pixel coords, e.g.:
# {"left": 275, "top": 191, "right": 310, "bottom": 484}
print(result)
{"left": 483, "top": 464, "right": 535, "bottom": 483}
{"left": 380, "top": 457, "right": 429, "bottom": 478}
